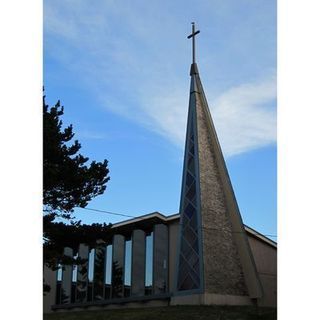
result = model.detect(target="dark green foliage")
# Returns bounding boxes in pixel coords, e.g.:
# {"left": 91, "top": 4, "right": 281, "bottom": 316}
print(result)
{"left": 111, "top": 261, "right": 124, "bottom": 298}
{"left": 43, "top": 95, "right": 109, "bottom": 217}
{"left": 43, "top": 216, "right": 112, "bottom": 270}
{"left": 43, "top": 93, "right": 111, "bottom": 281}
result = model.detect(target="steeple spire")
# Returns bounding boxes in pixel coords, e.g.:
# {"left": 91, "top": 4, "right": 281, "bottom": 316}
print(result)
{"left": 174, "top": 24, "right": 263, "bottom": 302}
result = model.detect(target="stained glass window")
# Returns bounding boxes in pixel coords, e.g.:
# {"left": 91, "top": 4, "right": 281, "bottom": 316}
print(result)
{"left": 177, "top": 108, "right": 201, "bottom": 291}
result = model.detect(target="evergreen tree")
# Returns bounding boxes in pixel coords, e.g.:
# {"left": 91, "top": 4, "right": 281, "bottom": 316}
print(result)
{"left": 43, "top": 93, "right": 111, "bottom": 272}
{"left": 43, "top": 95, "right": 109, "bottom": 219}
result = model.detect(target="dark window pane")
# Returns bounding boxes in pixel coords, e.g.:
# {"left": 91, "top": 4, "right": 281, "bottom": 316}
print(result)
{"left": 145, "top": 285, "right": 152, "bottom": 296}
{"left": 186, "top": 172, "right": 194, "bottom": 187}
{"left": 87, "top": 283, "right": 93, "bottom": 302}
{"left": 184, "top": 225, "right": 197, "bottom": 245}
{"left": 189, "top": 212, "right": 198, "bottom": 232}
{"left": 71, "top": 283, "right": 76, "bottom": 303}
{"left": 124, "top": 285, "right": 131, "bottom": 297}
{"left": 104, "top": 284, "right": 111, "bottom": 300}
{"left": 189, "top": 143, "right": 195, "bottom": 155}
{"left": 181, "top": 236, "right": 193, "bottom": 259}
{"left": 192, "top": 237, "right": 199, "bottom": 254}
{"left": 186, "top": 181, "right": 196, "bottom": 202}
{"left": 179, "top": 274, "right": 197, "bottom": 291}
{"left": 56, "top": 282, "right": 62, "bottom": 304}
{"left": 187, "top": 155, "right": 195, "bottom": 173}
{"left": 184, "top": 202, "right": 196, "bottom": 218}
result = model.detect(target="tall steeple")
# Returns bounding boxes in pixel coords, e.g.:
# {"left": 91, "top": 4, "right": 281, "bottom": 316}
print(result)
{"left": 174, "top": 23, "right": 263, "bottom": 303}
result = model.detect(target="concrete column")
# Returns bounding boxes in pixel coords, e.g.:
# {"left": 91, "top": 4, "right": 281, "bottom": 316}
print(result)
{"left": 43, "top": 265, "right": 57, "bottom": 313}
{"left": 61, "top": 247, "right": 73, "bottom": 304}
{"left": 93, "top": 244, "right": 106, "bottom": 301}
{"left": 112, "top": 234, "right": 125, "bottom": 298}
{"left": 153, "top": 224, "right": 168, "bottom": 294}
{"left": 131, "top": 229, "right": 146, "bottom": 296}
{"left": 76, "top": 244, "right": 89, "bottom": 303}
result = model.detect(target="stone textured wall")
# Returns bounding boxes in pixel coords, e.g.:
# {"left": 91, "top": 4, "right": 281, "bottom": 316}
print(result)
{"left": 195, "top": 85, "right": 248, "bottom": 296}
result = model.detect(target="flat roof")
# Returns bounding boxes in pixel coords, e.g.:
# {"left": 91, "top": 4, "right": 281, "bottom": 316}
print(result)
{"left": 111, "top": 212, "right": 277, "bottom": 248}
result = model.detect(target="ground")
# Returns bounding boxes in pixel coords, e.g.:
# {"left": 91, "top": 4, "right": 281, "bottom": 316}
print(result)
{"left": 44, "top": 306, "right": 277, "bottom": 320}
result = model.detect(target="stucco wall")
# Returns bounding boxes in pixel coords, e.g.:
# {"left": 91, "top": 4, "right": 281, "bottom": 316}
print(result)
{"left": 247, "top": 234, "right": 277, "bottom": 307}
{"left": 168, "top": 220, "right": 179, "bottom": 292}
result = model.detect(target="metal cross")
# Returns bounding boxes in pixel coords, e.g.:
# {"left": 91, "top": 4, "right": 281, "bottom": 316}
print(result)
{"left": 187, "top": 22, "right": 200, "bottom": 64}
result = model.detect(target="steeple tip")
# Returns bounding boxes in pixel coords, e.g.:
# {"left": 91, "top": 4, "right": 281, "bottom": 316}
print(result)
{"left": 190, "top": 63, "right": 199, "bottom": 75}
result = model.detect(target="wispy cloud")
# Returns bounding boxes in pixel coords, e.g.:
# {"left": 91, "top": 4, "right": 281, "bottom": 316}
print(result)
{"left": 77, "top": 130, "right": 107, "bottom": 141}
{"left": 44, "top": 0, "right": 276, "bottom": 158}
{"left": 127, "top": 73, "right": 276, "bottom": 157}
{"left": 210, "top": 73, "right": 276, "bottom": 156}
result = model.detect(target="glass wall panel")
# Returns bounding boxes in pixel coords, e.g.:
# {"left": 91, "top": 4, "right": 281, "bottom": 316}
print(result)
{"left": 88, "top": 249, "right": 95, "bottom": 282}
{"left": 124, "top": 239, "right": 132, "bottom": 297}
{"left": 145, "top": 232, "right": 153, "bottom": 295}
{"left": 177, "top": 107, "right": 201, "bottom": 292}
{"left": 72, "top": 253, "right": 78, "bottom": 283}
{"left": 71, "top": 253, "right": 78, "bottom": 303}
{"left": 87, "top": 248, "right": 95, "bottom": 301}
{"left": 57, "top": 264, "right": 63, "bottom": 281}
{"left": 55, "top": 264, "right": 63, "bottom": 304}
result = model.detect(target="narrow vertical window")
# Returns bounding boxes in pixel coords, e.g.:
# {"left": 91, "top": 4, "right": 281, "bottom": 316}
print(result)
{"left": 72, "top": 253, "right": 78, "bottom": 283}
{"left": 88, "top": 249, "right": 95, "bottom": 282}
{"left": 104, "top": 244, "right": 112, "bottom": 299}
{"left": 145, "top": 232, "right": 153, "bottom": 295}
{"left": 124, "top": 239, "right": 132, "bottom": 297}
{"left": 87, "top": 248, "right": 95, "bottom": 301}
{"left": 71, "top": 253, "right": 78, "bottom": 303}
{"left": 57, "top": 264, "right": 63, "bottom": 281}
{"left": 55, "top": 264, "right": 63, "bottom": 304}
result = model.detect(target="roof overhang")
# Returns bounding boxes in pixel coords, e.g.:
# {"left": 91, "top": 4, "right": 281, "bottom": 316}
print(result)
{"left": 111, "top": 212, "right": 277, "bottom": 248}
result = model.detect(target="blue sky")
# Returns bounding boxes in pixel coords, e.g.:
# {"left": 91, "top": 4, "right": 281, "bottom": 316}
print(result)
{"left": 44, "top": 0, "right": 276, "bottom": 239}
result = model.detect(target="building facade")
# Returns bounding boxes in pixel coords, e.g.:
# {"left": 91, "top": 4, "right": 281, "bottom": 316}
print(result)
{"left": 43, "top": 25, "right": 277, "bottom": 313}
{"left": 43, "top": 212, "right": 276, "bottom": 313}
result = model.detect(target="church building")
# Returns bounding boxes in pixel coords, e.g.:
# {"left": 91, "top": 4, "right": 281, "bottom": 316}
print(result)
{"left": 43, "top": 24, "right": 277, "bottom": 313}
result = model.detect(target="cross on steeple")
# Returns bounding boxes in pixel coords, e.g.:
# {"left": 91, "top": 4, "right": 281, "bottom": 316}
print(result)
{"left": 187, "top": 22, "right": 200, "bottom": 64}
